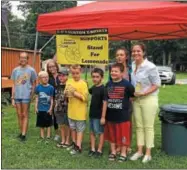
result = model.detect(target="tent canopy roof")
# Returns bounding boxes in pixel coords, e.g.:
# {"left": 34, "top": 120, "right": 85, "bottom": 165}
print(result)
{"left": 37, "top": 1, "right": 187, "bottom": 40}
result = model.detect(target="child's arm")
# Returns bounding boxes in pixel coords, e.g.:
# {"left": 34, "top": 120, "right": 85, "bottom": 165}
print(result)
{"left": 48, "top": 96, "right": 54, "bottom": 115}
{"left": 100, "top": 84, "right": 109, "bottom": 125}
{"left": 30, "top": 69, "right": 37, "bottom": 99}
{"left": 34, "top": 86, "right": 39, "bottom": 114}
{"left": 11, "top": 82, "right": 16, "bottom": 107}
{"left": 73, "top": 91, "right": 85, "bottom": 101}
{"left": 35, "top": 95, "right": 38, "bottom": 114}
{"left": 10, "top": 70, "right": 16, "bottom": 108}
{"left": 100, "top": 101, "right": 107, "bottom": 125}
{"left": 48, "top": 86, "right": 54, "bottom": 115}
{"left": 73, "top": 82, "right": 88, "bottom": 102}
{"left": 126, "top": 82, "right": 135, "bottom": 98}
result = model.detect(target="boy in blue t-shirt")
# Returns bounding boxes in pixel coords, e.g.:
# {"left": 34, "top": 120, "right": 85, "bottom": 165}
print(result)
{"left": 35, "top": 71, "right": 54, "bottom": 143}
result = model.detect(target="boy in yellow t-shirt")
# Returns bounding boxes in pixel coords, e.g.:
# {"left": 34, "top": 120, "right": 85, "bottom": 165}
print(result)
{"left": 65, "top": 65, "right": 88, "bottom": 155}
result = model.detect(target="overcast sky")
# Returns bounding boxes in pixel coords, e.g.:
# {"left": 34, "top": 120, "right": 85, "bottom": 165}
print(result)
{"left": 11, "top": 1, "right": 93, "bottom": 19}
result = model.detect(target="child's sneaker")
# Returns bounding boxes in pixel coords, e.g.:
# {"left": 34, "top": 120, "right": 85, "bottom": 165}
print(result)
{"left": 88, "top": 150, "right": 95, "bottom": 157}
{"left": 56, "top": 142, "right": 65, "bottom": 148}
{"left": 95, "top": 151, "right": 103, "bottom": 158}
{"left": 20, "top": 135, "right": 26, "bottom": 142}
{"left": 70, "top": 145, "right": 81, "bottom": 155}
{"left": 66, "top": 142, "right": 75, "bottom": 151}
{"left": 54, "top": 135, "right": 60, "bottom": 142}
{"left": 37, "top": 137, "right": 45, "bottom": 143}
{"left": 17, "top": 133, "right": 22, "bottom": 139}
{"left": 45, "top": 137, "right": 51, "bottom": 144}
{"left": 62, "top": 143, "right": 71, "bottom": 148}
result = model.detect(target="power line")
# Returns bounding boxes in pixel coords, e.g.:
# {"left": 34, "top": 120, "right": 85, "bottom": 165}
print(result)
{"left": 1, "top": 30, "right": 52, "bottom": 37}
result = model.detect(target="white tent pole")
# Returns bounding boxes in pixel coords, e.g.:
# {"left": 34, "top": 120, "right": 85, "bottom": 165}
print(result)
{"left": 39, "top": 35, "right": 56, "bottom": 52}
{"left": 33, "top": 31, "right": 39, "bottom": 67}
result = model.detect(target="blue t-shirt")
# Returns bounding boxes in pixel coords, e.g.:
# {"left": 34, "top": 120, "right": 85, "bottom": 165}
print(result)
{"left": 11, "top": 66, "right": 37, "bottom": 99}
{"left": 35, "top": 84, "right": 54, "bottom": 112}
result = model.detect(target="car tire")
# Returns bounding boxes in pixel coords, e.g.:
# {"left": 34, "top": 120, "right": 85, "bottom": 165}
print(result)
{"left": 170, "top": 74, "right": 176, "bottom": 85}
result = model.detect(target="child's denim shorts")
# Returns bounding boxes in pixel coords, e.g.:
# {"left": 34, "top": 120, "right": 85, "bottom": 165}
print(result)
{"left": 15, "top": 99, "right": 30, "bottom": 104}
{"left": 89, "top": 118, "right": 104, "bottom": 135}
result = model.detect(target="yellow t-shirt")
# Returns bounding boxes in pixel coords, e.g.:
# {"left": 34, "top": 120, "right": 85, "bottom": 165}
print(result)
{"left": 66, "top": 79, "right": 88, "bottom": 120}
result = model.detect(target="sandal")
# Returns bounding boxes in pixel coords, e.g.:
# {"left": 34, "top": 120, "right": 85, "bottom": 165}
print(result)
{"left": 117, "top": 151, "right": 121, "bottom": 156}
{"left": 108, "top": 154, "right": 116, "bottom": 161}
{"left": 56, "top": 143, "right": 65, "bottom": 148}
{"left": 118, "top": 155, "right": 127, "bottom": 162}
{"left": 62, "top": 143, "right": 71, "bottom": 148}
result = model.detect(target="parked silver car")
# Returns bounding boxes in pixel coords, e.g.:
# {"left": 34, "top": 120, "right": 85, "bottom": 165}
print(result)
{"left": 157, "top": 66, "right": 176, "bottom": 85}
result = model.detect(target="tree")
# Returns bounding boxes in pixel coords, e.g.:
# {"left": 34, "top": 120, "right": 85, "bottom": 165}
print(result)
{"left": 1, "top": 1, "right": 25, "bottom": 48}
{"left": 17, "top": 1, "right": 77, "bottom": 60}
{"left": 1, "top": 1, "right": 12, "bottom": 47}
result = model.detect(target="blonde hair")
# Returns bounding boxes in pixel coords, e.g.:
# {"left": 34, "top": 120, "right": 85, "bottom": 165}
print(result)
{"left": 19, "top": 52, "right": 29, "bottom": 59}
{"left": 70, "top": 64, "right": 81, "bottom": 70}
{"left": 38, "top": 71, "right": 49, "bottom": 78}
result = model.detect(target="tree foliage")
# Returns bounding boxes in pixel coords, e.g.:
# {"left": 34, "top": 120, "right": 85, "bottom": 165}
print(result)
{"left": 17, "top": 1, "right": 77, "bottom": 60}
{"left": 2, "top": 1, "right": 187, "bottom": 69}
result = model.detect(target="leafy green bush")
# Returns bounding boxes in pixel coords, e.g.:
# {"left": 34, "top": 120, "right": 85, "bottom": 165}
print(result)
{"left": 2, "top": 92, "right": 11, "bottom": 115}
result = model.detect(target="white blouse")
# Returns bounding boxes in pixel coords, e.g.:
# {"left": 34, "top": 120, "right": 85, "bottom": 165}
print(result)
{"left": 131, "top": 59, "right": 161, "bottom": 96}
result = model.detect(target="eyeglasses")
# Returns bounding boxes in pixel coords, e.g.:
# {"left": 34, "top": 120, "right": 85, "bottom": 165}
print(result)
{"left": 40, "top": 76, "right": 48, "bottom": 78}
{"left": 48, "top": 65, "right": 56, "bottom": 68}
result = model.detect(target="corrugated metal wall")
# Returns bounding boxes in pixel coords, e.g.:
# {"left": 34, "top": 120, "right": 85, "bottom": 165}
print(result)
{"left": 2, "top": 47, "right": 41, "bottom": 77}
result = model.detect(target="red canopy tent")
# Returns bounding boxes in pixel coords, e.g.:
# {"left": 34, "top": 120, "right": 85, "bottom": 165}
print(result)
{"left": 37, "top": 1, "right": 187, "bottom": 40}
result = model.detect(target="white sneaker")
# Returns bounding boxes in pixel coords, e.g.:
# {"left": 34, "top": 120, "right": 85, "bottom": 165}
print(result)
{"left": 54, "top": 135, "right": 60, "bottom": 141}
{"left": 130, "top": 152, "right": 143, "bottom": 161}
{"left": 142, "top": 155, "right": 152, "bottom": 163}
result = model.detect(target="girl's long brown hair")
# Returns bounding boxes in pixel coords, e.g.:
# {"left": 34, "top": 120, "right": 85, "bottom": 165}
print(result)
{"left": 46, "top": 59, "right": 59, "bottom": 76}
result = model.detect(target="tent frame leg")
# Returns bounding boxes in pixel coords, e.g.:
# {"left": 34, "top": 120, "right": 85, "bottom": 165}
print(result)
{"left": 39, "top": 35, "right": 56, "bottom": 52}
{"left": 85, "top": 65, "right": 88, "bottom": 81}
{"left": 33, "top": 31, "right": 39, "bottom": 67}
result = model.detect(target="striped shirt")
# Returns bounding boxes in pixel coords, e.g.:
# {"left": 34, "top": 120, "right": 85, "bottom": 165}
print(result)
{"left": 131, "top": 59, "right": 161, "bottom": 96}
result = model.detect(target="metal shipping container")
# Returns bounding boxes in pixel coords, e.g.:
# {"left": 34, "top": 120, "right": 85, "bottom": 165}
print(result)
{"left": 2, "top": 47, "right": 41, "bottom": 89}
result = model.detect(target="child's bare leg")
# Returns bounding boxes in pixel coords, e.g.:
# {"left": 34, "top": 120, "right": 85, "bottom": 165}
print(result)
{"left": 65, "top": 126, "right": 70, "bottom": 145}
{"left": 71, "top": 129, "right": 76, "bottom": 143}
{"left": 110, "top": 143, "right": 116, "bottom": 155}
{"left": 40, "top": 128, "right": 45, "bottom": 138}
{"left": 47, "top": 127, "right": 51, "bottom": 138}
{"left": 90, "top": 132, "right": 96, "bottom": 151}
{"left": 21, "top": 103, "right": 29, "bottom": 135}
{"left": 116, "top": 146, "right": 121, "bottom": 154}
{"left": 60, "top": 125, "right": 65, "bottom": 144}
{"left": 77, "top": 132, "right": 83, "bottom": 149}
{"left": 121, "top": 146, "right": 127, "bottom": 157}
{"left": 97, "top": 133, "right": 104, "bottom": 153}
{"left": 15, "top": 104, "right": 23, "bottom": 133}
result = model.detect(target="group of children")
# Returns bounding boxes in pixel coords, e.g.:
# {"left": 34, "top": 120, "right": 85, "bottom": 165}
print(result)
{"left": 35, "top": 63, "right": 135, "bottom": 162}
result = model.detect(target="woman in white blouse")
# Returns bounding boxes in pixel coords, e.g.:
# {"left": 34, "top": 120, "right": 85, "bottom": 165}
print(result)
{"left": 130, "top": 43, "right": 161, "bottom": 163}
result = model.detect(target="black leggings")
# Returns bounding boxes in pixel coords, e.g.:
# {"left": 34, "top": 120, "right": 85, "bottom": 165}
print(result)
{"left": 53, "top": 112, "right": 58, "bottom": 130}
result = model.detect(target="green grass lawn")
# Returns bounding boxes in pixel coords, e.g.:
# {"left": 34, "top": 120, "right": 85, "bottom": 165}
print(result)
{"left": 2, "top": 84, "right": 187, "bottom": 169}
{"left": 176, "top": 72, "right": 187, "bottom": 79}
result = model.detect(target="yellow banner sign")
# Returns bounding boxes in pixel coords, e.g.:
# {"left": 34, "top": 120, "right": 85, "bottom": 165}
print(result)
{"left": 56, "top": 29, "right": 108, "bottom": 65}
